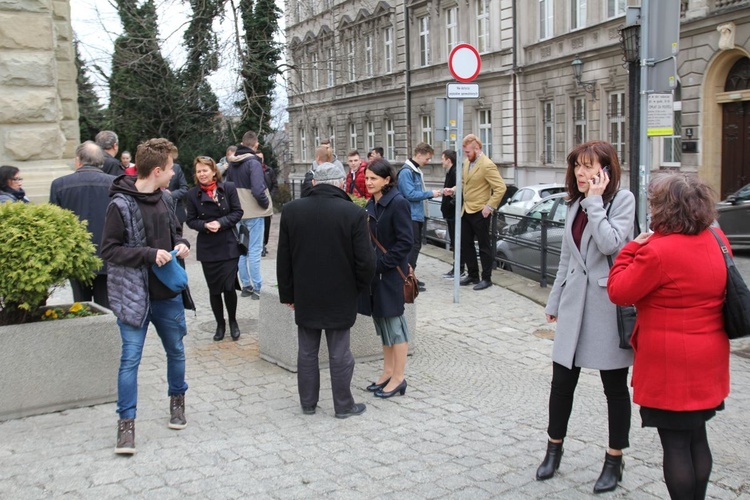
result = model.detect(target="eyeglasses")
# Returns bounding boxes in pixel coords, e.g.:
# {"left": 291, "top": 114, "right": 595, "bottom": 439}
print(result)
{"left": 10, "top": 177, "right": 22, "bottom": 182}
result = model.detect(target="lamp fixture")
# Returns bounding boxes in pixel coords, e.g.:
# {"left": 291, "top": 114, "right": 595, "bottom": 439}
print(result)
{"left": 619, "top": 24, "right": 640, "bottom": 64}
{"left": 571, "top": 56, "right": 597, "bottom": 99}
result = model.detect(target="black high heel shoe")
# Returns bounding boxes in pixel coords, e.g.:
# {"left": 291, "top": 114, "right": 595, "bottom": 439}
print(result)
{"left": 374, "top": 380, "right": 407, "bottom": 398}
{"left": 536, "top": 440, "right": 564, "bottom": 480}
{"left": 593, "top": 452, "right": 624, "bottom": 493}
{"left": 213, "top": 321, "right": 226, "bottom": 341}
{"left": 366, "top": 378, "right": 391, "bottom": 392}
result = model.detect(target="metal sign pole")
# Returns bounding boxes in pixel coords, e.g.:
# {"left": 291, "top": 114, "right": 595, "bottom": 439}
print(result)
{"left": 638, "top": 0, "right": 650, "bottom": 231}
{"left": 453, "top": 98, "right": 464, "bottom": 303}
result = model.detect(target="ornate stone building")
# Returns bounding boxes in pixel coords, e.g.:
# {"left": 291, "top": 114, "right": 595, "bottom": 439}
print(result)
{"left": 0, "top": 0, "right": 78, "bottom": 203}
{"left": 286, "top": 0, "right": 750, "bottom": 198}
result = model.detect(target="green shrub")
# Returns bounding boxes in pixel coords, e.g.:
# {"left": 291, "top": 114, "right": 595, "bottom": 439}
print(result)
{"left": 349, "top": 194, "right": 368, "bottom": 208}
{"left": 0, "top": 203, "right": 102, "bottom": 325}
{"left": 273, "top": 183, "right": 292, "bottom": 211}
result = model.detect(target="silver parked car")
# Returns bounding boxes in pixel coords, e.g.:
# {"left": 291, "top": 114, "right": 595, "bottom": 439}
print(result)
{"left": 497, "top": 183, "right": 566, "bottom": 217}
{"left": 495, "top": 193, "right": 568, "bottom": 281}
{"left": 717, "top": 183, "right": 750, "bottom": 246}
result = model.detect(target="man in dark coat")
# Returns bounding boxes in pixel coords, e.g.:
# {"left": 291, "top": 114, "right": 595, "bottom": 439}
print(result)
{"left": 49, "top": 141, "right": 116, "bottom": 307}
{"left": 166, "top": 148, "right": 189, "bottom": 226}
{"left": 277, "top": 162, "right": 376, "bottom": 419}
{"left": 95, "top": 130, "right": 122, "bottom": 176}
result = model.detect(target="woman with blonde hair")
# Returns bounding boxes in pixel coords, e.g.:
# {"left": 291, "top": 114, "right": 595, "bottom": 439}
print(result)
{"left": 608, "top": 173, "right": 731, "bottom": 499}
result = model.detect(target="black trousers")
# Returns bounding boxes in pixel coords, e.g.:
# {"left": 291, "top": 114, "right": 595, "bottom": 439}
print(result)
{"left": 70, "top": 275, "right": 109, "bottom": 309}
{"left": 547, "top": 362, "right": 631, "bottom": 450}
{"left": 461, "top": 211, "right": 493, "bottom": 281}
{"left": 297, "top": 326, "right": 355, "bottom": 413}
{"left": 263, "top": 215, "right": 272, "bottom": 247}
{"left": 407, "top": 220, "right": 423, "bottom": 270}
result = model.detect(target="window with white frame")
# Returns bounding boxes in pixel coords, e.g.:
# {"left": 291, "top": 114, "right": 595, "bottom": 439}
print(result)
{"left": 477, "top": 0, "right": 490, "bottom": 53}
{"left": 311, "top": 52, "right": 319, "bottom": 90}
{"left": 328, "top": 125, "right": 335, "bottom": 152}
{"left": 662, "top": 91, "right": 682, "bottom": 166}
{"left": 366, "top": 121, "right": 375, "bottom": 152}
{"left": 573, "top": 97, "right": 587, "bottom": 145}
{"left": 542, "top": 100, "right": 555, "bottom": 164}
{"left": 608, "top": 0, "right": 626, "bottom": 18}
{"left": 326, "top": 47, "right": 334, "bottom": 87}
{"left": 608, "top": 92, "right": 626, "bottom": 164}
{"left": 384, "top": 27, "right": 393, "bottom": 74}
{"left": 313, "top": 127, "right": 320, "bottom": 147}
{"left": 349, "top": 123, "right": 357, "bottom": 150}
{"left": 421, "top": 115, "right": 432, "bottom": 145}
{"left": 365, "top": 35, "right": 373, "bottom": 77}
{"left": 419, "top": 16, "right": 430, "bottom": 67}
{"left": 478, "top": 109, "right": 492, "bottom": 158}
{"left": 385, "top": 119, "right": 395, "bottom": 159}
{"left": 300, "top": 128, "right": 307, "bottom": 162}
{"left": 446, "top": 7, "right": 458, "bottom": 55}
{"left": 571, "top": 0, "right": 586, "bottom": 30}
{"left": 539, "top": 0, "right": 553, "bottom": 40}
{"left": 347, "top": 39, "right": 355, "bottom": 82}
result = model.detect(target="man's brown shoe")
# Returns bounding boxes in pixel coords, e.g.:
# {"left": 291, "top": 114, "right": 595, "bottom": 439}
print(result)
{"left": 168, "top": 394, "right": 187, "bottom": 430}
{"left": 114, "top": 418, "right": 135, "bottom": 455}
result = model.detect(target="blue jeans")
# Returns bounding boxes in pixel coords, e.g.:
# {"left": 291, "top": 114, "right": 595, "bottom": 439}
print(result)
{"left": 116, "top": 295, "right": 188, "bottom": 420}
{"left": 238, "top": 217, "right": 264, "bottom": 291}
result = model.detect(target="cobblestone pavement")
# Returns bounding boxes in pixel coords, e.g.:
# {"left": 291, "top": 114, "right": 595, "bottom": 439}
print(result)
{"left": 2, "top": 217, "right": 749, "bottom": 499}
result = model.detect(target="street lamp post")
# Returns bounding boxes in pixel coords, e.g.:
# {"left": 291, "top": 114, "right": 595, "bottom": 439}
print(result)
{"left": 620, "top": 22, "right": 641, "bottom": 235}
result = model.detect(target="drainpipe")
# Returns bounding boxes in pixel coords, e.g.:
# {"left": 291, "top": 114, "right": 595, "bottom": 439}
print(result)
{"left": 404, "top": 3, "right": 412, "bottom": 157}
{"left": 511, "top": 0, "right": 518, "bottom": 185}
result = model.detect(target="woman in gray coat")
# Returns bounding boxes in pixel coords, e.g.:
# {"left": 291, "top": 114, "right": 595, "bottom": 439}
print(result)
{"left": 535, "top": 141, "right": 635, "bottom": 494}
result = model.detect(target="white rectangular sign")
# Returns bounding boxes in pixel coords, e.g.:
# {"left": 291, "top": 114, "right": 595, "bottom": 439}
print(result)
{"left": 447, "top": 83, "right": 479, "bottom": 99}
{"left": 647, "top": 93, "right": 674, "bottom": 136}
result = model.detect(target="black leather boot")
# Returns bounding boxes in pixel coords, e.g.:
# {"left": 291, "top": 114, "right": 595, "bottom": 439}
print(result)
{"left": 229, "top": 320, "right": 240, "bottom": 341}
{"left": 593, "top": 452, "right": 624, "bottom": 493}
{"left": 536, "top": 440, "right": 564, "bottom": 480}
{"left": 213, "top": 320, "right": 226, "bottom": 341}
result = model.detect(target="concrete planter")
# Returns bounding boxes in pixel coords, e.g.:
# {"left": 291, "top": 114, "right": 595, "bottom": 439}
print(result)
{"left": 259, "top": 287, "right": 416, "bottom": 372}
{"left": 0, "top": 302, "right": 120, "bottom": 421}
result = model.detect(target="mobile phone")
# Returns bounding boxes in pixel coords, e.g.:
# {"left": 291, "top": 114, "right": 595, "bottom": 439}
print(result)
{"left": 601, "top": 166, "right": 611, "bottom": 176}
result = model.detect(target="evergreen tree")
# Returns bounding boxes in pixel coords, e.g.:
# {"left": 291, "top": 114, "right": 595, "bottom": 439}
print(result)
{"left": 109, "top": 0, "right": 179, "bottom": 153}
{"left": 74, "top": 40, "right": 105, "bottom": 142}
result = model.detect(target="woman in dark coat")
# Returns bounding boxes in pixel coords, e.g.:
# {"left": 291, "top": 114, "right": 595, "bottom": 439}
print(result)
{"left": 185, "top": 156, "right": 244, "bottom": 341}
{"left": 608, "top": 173, "right": 731, "bottom": 499}
{"left": 358, "top": 158, "right": 413, "bottom": 398}
{"left": 0, "top": 165, "right": 30, "bottom": 203}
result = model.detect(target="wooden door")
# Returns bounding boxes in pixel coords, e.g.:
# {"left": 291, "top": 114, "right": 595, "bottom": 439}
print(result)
{"left": 722, "top": 101, "right": 750, "bottom": 198}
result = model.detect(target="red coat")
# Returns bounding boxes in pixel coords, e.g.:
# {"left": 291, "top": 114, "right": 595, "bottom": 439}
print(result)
{"left": 607, "top": 229, "right": 730, "bottom": 411}
{"left": 345, "top": 164, "right": 371, "bottom": 199}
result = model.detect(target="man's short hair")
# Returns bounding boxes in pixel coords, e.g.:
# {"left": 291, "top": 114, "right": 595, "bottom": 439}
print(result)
{"left": 413, "top": 142, "right": 434, "bottom": 156}
{"left": 372, "top": 147, "right": 384, "bottom": 157}
{"left": 95, "top": 130, "right": 118, "bottom": 151}
{"left": 347, "top": 150, "right": 360, "bottom": 158}
{"left": 135, "top": 138, "right": 176, "bottom": 178}
{"left": 462, "top": 134, "right": 482, "bottom": 149}
{"left": 320, "top": 139, "right": 331, "bottom": 146}
{"left": 315, "top": 145, "right": 333, "bottom": 163}
{"left": 442, "top": 149, "right": 456, "bottom": 167}
{"left": 76, "top": 140, "right": 104, "bottom": 167}
{"left": 242, "top": 131, "right": 258, "bottom": 146}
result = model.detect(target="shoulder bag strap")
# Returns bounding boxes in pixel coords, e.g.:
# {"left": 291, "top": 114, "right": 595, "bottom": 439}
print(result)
{"left": 708, "top": 227, "right": 734, "bottom": 269}
{"left": 369, "top": 229, "right": 408, "bottom": 281}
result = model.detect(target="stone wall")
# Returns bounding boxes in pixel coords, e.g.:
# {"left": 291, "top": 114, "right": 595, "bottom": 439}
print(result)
{"left": 0, "top": 0, "right": 79, "bottom": 203}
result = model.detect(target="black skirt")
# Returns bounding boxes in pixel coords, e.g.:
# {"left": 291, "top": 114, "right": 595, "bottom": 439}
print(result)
{"left": 201, "top": 258, "right": 240, "bottom": 295}
{"left": 640, "top": 402, "right": 725, "bottom": 430}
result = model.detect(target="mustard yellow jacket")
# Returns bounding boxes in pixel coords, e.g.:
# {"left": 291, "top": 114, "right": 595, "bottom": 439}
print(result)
{"left": 462, "top": 153, "right": 506, "bottom": 215}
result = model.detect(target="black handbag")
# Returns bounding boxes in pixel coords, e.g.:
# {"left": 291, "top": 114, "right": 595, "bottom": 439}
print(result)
{"left": 605, "top": 192, "right": 637, "bottom": 350}
{"left": 233, "top": 224, "right": 250, "bottom": 255}
{"left": 709, "top": 228, "right": 750, "bottom": 340}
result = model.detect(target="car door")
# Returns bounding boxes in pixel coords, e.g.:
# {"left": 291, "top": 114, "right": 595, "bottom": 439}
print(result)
{"left": 717, "top": 184, "right": 750, "bottom": 245}
{"left": 512, "top": 197, "right": 559, "bottom": 269}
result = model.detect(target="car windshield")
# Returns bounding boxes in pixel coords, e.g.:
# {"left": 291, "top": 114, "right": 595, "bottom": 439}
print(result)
{"left": 540, "top": 187, "right": 565, "bottom": 198}
{"left": 734, "top": 184, "right": 750, "bottom": 201}
{"left": 528, "top": 197, "right": 557, "bottom": 219}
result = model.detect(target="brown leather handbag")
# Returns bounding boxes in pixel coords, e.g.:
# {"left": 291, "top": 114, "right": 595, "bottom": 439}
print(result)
{"left": 370, "top": 231, "right": 419, "bottom": 304}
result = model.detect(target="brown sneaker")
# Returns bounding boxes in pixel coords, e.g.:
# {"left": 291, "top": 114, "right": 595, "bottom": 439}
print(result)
{"left": 168, "top": 394, "right": 187, "bottom": 430}
{"left": 114, "top": 418, "right": 136, "bottom": 455}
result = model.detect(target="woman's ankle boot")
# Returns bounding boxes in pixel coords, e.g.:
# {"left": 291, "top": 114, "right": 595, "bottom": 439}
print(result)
{"left": 213, "top": 320, "right": 226, "bottom": 341}
{"left": 593, "top": 452, "right": 624, "bottom": 493}
{"left": 536, "top": 440, "right": 564, "bottom": 480}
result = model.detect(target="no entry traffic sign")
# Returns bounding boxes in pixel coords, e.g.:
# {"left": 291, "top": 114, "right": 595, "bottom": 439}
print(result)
{"left": 448, "top": 43, "right": 481, "bottom": 83}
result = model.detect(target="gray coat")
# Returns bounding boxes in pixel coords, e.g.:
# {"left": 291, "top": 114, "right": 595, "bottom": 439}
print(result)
{"left": 545, "top": 191, "right": 636, "bottom": 370}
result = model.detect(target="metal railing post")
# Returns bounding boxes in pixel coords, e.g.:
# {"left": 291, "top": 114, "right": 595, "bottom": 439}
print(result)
{"left": 540, "top": 212, "right": 549, "bottom": 288}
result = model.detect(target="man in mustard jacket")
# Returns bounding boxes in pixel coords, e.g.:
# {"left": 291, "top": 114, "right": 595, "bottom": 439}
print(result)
{"left": 455, "top": 134, "right": 506, "bottom": 290}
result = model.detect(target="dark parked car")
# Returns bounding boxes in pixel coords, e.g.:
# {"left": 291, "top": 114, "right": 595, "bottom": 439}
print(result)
{"left": 495, "top": 193, "right": 568, "bottom": 281}
{"left": 717, "top": 183, "right": 750, "bottom": 246}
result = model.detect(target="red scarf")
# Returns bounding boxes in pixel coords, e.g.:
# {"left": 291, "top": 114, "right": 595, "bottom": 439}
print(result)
{"left": 199, "top": 181, "right": 218, "bottom": 202}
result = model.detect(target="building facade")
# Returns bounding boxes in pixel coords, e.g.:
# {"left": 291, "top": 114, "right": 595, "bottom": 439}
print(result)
{"left": 285, "top": 0, "right": 750, "bottom": 198}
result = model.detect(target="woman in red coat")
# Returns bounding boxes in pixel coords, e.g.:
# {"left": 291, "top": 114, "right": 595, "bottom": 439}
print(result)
{"left": 608, "top": 173, "right": 730, "bottom": 500}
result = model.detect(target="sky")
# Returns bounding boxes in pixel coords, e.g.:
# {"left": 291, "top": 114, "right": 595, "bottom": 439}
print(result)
{"left": 69, "top": 0, "right": 287, "bottom": 117}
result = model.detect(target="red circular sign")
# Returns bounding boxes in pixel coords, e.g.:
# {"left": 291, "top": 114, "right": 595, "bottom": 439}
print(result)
{"left": 448, "top": 44, "right": 481, "bottom": 83}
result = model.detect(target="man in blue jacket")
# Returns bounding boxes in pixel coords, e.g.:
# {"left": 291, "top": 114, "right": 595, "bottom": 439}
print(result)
{"left": 49, "top": 141, "right": 116, "bottom": 307}
{"left": 397, "top": 142, "right": 441, "bottom": 291}
{"left": 226, "top": 130, "right": 272, "bottom": 300}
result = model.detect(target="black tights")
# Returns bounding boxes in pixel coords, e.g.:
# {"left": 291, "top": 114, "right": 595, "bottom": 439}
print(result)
{"left": 209, "top": 291, "right": 237, "bottom": 324}
{"left": 657, "top": 425, "right": 712, "bottom": 500}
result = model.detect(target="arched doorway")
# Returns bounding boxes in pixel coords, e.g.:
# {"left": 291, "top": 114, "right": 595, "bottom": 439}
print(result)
{"left": 721, "top": 57, "right": 750, "bottom": 197}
